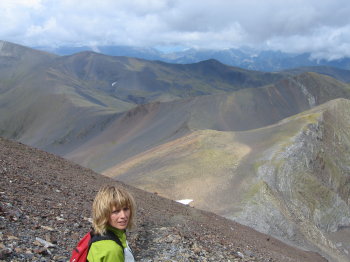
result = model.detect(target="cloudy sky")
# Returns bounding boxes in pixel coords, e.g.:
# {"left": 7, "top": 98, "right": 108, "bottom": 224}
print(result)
{"left": 1, "top": 0, "right": 350, "bottom": 60}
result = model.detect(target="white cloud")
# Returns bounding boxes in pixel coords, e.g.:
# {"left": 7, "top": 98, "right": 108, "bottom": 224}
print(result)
{"left": 2, "top": 0, "right": 43, "bottom": 9}
{"left": 0, "top": 0, "right": 350, "bottom": 59}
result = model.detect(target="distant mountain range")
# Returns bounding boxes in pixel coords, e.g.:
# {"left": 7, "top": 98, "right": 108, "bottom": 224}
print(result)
{"left": 1, "top": 39, "right": 350, "bottom": 262}
{"left": 36, "top": 44, "right": 350, "bottom": 72}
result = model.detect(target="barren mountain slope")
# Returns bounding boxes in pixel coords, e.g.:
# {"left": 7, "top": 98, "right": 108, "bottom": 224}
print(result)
{"left": 104, "top": 99, "right": 350, "bottom": 262}
{"left": 0, "top": 40, "right": 57, "bottom": 79}
{"left": 67, "top": 72, "right": 350, "bottom": 173}
{"left": 0, "top": 41, "right": 285, "bottom": 157}
{"left": 0, "top": 137, "right": 327, "bottom": 262}
{"left": 2, "top": 41, "right": 350, "bottom": 164}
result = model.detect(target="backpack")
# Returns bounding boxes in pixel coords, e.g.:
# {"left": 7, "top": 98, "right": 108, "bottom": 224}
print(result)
{"left": 70, "top": 230, "right": 124, "bottom": 262}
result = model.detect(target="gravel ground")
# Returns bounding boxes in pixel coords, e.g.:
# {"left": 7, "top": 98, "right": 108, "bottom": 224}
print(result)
{"left": 0, "top": 137, "right": 327, "bottom": 262}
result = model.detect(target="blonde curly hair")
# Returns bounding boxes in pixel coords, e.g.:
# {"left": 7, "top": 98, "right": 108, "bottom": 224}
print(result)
{"left": 92, "top": 184, "right": 136, "bottom": 234}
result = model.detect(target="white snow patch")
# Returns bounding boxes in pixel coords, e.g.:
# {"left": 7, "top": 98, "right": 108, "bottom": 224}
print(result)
{"left": 176, "top": 199, "right": 193, "bottom": 205}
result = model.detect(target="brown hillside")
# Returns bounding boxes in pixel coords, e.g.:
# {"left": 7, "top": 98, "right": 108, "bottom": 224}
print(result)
{"left": 102, "top": 99, "right": 350, "bottom": 262}
{"left": 0, "top": 137, "right": 327, "bottom": 261}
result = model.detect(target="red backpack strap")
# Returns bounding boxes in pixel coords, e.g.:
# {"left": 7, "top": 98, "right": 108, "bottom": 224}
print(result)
{"left": 70, "top": 232, "right": 93, "bottom": 262}
{"left": 70, "top": 230, "right": 124, "bottom": 262}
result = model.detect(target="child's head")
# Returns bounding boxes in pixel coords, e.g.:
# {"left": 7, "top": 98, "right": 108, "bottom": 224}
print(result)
{"left": 92, "top": 184, "right": 136, "bottom": 234}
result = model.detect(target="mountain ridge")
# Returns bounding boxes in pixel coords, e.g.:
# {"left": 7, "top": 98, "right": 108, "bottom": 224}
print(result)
{"left": 67, "top": 71, "right": 350, "bottom": 173}
{"left": 34, "top": 43, "right": 350, "bottom": 71}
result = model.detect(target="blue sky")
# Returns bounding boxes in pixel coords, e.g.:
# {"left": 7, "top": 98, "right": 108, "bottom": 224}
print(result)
{"left": 1, "top": 0, "right": 350, "bottom": 60}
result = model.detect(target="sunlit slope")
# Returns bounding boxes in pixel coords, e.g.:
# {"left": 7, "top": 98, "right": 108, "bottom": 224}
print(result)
{"left": 67, "top": 72, "right": 350, "bottom": 172}
{"left": 103, "top": 129, "right": 251, "bottom": 206}
{"left": 104, "top": 98, "right": 350, "bottom": 262}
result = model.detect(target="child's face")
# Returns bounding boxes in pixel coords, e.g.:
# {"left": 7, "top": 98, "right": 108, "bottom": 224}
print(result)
{"left": 108, "top": 206, "right": 130, "bottom": 230}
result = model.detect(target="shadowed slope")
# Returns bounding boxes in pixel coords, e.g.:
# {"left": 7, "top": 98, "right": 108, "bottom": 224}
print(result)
{"left": 65, "top": 100, "right": 192, "bottom": 170}
{"left": 0, "top": 73, "right": 134, "bottom": 154}
{"left": 49, "top": 52, "right": 285, "bottom": 104}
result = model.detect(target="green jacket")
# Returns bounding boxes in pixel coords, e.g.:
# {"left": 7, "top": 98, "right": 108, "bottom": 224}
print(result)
{"left": 87, "top": 226, "right": 127, "bottom": 262}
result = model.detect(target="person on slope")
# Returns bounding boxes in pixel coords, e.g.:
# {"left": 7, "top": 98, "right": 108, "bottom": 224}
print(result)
{"left": 87, "top": 185, "right": 136, "bottom": 262}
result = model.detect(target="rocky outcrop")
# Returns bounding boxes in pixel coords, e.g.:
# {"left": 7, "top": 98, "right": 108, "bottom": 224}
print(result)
{"left": 234, "top": 99, "right": 350, "bottom": 262}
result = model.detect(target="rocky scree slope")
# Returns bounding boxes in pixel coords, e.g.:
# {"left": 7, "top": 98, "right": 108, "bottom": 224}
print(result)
{"left": 0, "top": 137, "right": 327, "bottom": 262}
